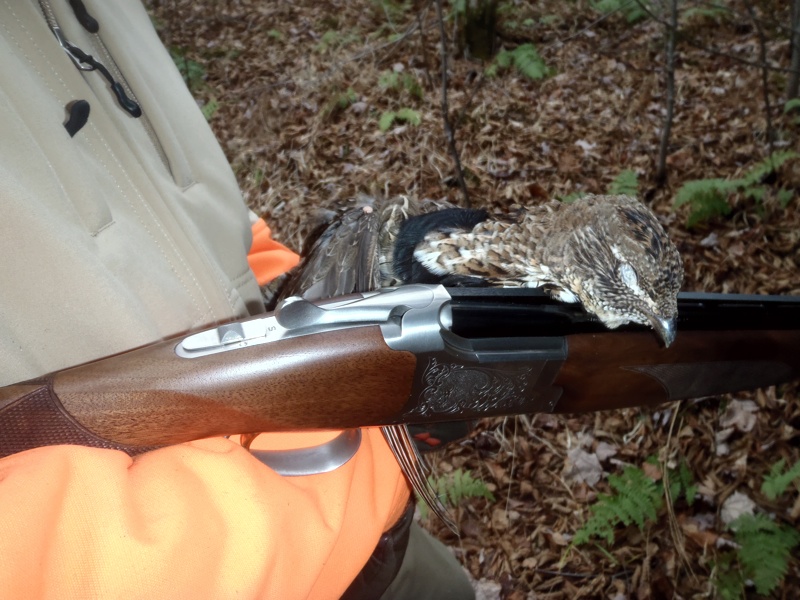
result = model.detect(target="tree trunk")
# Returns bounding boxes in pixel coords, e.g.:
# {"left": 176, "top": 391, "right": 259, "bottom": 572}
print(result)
{"left": 455, "top": 0, "right": 498, "bottom": 60}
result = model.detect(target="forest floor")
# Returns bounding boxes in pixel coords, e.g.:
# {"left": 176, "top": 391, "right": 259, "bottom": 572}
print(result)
{"left": 148, "top": 1, "right": 800, "bottom": 597}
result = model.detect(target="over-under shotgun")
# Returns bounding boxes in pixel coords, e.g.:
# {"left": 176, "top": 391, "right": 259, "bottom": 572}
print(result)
{"left": 1, "top": 285, "right": 798, "bottom": 458}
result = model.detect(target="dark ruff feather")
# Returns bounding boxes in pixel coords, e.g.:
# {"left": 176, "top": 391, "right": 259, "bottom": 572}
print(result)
{"left": 393, "top": 208, "right": 489, "bottom": 283}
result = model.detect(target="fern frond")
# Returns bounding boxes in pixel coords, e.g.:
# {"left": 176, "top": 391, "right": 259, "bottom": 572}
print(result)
{"left": 395, "top": 107, "right": 421, "bottom": 126}
{"left": 730, "top": 513, "right": 800, "bottom": 595}
{"left": 761, "top": 458, "right": 800, "bottom": 500}
{"left": 559, "top": 192, "right": 589, "bottom": 203}
{"left": 785, "top": 98, "right": 800, "bottom": 113}
{"left": 591, "top": 0, "right": 649, "bottom": 23}
{"left": 607, "top": 169, "right": 639, "bottom": 196}
{"left": 510, "top": 44, "right": 550, "bottom": 80}
{"left": 378, "top": 111, "right": 396, "bottom": 131}
{"left": 673, "top": 152, "right": 798, "bottom": 226}
{"left": 423, "top": 468, "right": 495, "bottom": 511}
{"left": 490, "top": 44, "right": 550, "bottom": 81}
{"left": 673, "top": 179, "right": 733, "bottom": 227}
{"left": 739, "top": 150, "right": 798, "bottom": 187}
{"left": 379, "top": 70, "right": 400, "bottom": 90}
{"left": 677, "top": 460, "right": 698, "bottom": 505}
{"left": 573, "top": 466, "right": 662, "bottom": 545}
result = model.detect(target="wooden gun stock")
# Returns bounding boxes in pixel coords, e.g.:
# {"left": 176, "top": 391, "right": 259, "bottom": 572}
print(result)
{"left": 1, "top": 284, "right": 799, "bottom": 459}
{"left": 0, "top": 326, "right": 416, "bottom": 457}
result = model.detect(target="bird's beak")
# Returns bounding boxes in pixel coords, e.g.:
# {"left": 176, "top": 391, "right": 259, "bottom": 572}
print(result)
{"left": 647, "top": 314, "right": 677, "bottom": 348}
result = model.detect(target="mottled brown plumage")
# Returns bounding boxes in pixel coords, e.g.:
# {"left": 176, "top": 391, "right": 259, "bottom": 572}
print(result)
{"left": 413, "top": 194, "right": 683, "bottom": 343}
{"left": 274, "top": 193, "right": 684, "bottom": 531}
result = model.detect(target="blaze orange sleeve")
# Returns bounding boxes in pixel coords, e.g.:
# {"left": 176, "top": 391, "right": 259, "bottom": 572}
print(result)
{"left": 247, "top": 218, "right": 301, "bottom": 285}
{"left": 0, "top": 221, "right": 411, "bottom": 599}
{"left": 0, "top": 434, "right": 410, "bottom": 599}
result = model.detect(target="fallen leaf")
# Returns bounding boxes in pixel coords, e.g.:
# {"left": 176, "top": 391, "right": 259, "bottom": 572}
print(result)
{"left": 595, "top": 441, "right": 618, "bottom": 462}
{"left": 720, "top": 491, "right": 755, "bottom": 526}
{"left": 719, "top": 399, "right": 758, "bottom": 433}
{"left": 563, "top": 446, "right": 603, "bottom": 486}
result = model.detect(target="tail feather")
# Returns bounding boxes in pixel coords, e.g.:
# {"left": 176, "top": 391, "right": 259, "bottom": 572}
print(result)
{"left": 381, "top": 424, "right": 458, "bottom": 534}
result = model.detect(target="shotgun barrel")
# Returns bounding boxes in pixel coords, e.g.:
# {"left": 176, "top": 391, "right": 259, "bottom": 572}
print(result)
{"left": 1, "top": 285, "right": 798, "bottom": 458}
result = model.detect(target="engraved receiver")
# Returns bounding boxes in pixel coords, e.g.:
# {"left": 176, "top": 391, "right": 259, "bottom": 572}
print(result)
{"left": 0, "top": 285, "right": 798, "bottom": 458}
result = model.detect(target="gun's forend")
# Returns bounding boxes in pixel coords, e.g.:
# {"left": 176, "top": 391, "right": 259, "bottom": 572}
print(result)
{"left": 1, "top": 285, "right": 799, "bottom": 457}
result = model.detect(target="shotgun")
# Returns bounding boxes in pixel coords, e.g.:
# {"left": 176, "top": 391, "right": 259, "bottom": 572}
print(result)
{"left": 1, "top": 284, "right": 798, "bottom": 459}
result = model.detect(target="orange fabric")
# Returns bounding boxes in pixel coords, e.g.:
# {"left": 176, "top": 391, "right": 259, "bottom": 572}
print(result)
{"left": 0, "top": 222, "right": 411, "bottom": 599}
{"left": 0, "top": 433, "right": 410, "bottom": 599}
{"left": 247, "top": 218, "right": 301, "bottom": 285}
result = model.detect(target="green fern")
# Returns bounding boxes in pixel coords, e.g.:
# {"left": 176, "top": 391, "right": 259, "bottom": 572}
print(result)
{"left": 591, "top": 0, "right": 649, "bottom": 23}
{"left": 372, "top": 0, "right": 411, "bottom": 21}
{"left": 322, "top": 87, "right": 358, "bottom": 118}
{"left": 607, "top": 169, "right": 639, "bottom": 196}
{"left": 170, "top": 48, "right": 206, "bottom": 92}
{"left": 714, "top": 459, "right": 800, "bottom": 597}
{"left": 682, "top": 4, "right": 731, "bottom": 23}
{"left": 673, "top": 178, "right": 734, "bottom": 227}
{"left": 433, "top": 468, "right": 495, "bottom": 507}
{"left": 673, "top": 151, "right": 798, "bottom": 227}
{"left": 573, "top": 466, "right": 663, "bottom": 545}
{"left": 378, "top": 108, "right": 421, "bottom": 132}
{"left": 785, "top": 98, "right": 800, "bottom": 113}
{"left": 785, "top": 98, "right": 800, "bottom": 125}
{"left": 200, "top": 98, "right": 219, "bottom": 121}
{"left": 739, "top": 150, "right": 798, "bottom": 187}
{"left": 729, "top": 513, "right": 800, "bottom": 595}
{"left": 378, "top": 71, "right": 423, "bottom": 99}
{"left": 675, "top": 460, "right": 698, "bottom": 506}
{"left": 417, "top": 468, "right": 494, "bottom": 519}
{"left": 315, "top": 29, "right": 360, "bottom": 53}
{"left": 488, "top": 44, "right": 550, "bottom": 81}
{"left": 761, "top": 458, "right": 800, "bottom": 501}
{"left": 713, "top": 553, "right": 745, "bottom": 600}
{"left": 558, "top": 192, "right": 588, "bottom": 203}
{"left": 661, "top": 457, "right": 698, "bottom": 506}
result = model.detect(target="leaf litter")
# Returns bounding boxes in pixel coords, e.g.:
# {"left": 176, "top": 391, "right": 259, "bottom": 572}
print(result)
{"left": 147, "top": 0, "right": 800, "bottom": 596}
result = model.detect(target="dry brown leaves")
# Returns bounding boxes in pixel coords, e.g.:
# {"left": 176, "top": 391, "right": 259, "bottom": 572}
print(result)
{"left": 147, "top": 0, "right": 799, "bottom": 596}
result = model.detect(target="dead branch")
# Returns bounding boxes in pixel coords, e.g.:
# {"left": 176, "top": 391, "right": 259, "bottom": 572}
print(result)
{"left": 655, "top": 0, "right": 678, "bottom": 187}
{"left": 743, "top": 0, "right": 775, "bottom": 155}
{"left": 434, "top": 0, "right": 471, "bottom": 208}
{"left": 788, "top": 0, "right": 800, "bottom": 99}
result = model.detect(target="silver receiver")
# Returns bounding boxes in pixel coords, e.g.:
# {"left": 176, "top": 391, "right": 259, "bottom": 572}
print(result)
{"left": 174, "top": 284, "right": 453, "bottom": 359}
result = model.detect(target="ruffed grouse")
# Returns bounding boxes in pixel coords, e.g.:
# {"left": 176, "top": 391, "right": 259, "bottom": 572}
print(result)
{"left": 274, "top": 194, "right": 684, "bottom": 529}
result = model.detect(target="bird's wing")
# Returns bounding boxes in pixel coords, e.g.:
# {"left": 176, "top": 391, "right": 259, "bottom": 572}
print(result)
{"left": 275, "top": 195, "right": 457, "bottom": 532}
{"left": 277, "top": 198, "right": 385, "bottom": 302}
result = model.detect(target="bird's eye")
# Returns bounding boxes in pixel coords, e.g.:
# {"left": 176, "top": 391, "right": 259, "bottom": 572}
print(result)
{"left": 619, "top": 263, "right": 638, "bottom": 288}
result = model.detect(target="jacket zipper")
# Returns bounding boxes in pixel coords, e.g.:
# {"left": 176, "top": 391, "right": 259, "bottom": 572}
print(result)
{"left": 37, "top": 0, "right": 172, "bottom": 174}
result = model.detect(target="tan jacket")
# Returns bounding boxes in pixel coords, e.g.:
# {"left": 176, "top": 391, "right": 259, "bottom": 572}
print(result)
{"left": 1, "top": 0, "right": 263, "bottom": 385}
{"left": 0, "top": 2, "right": 409, "bottom": 598}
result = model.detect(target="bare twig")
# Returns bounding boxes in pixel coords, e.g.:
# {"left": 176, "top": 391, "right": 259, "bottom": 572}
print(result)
{"left": 787, "top": 0, "right": 800, "bottom": 99}
{"left": 692, "top": 0, "right": 795, "bottom": 37}
{"left": 743, "top": 0, "right": 775, "bottom": 155}
{"left": 416, "top": 1, "right": 436, "bottom": 92}
{"left": 655, "top": 0, "right": 678, "bottom": 187}
{"left": 454, "top": 72, "right": 487, "bottom": 129}
{"left": 633, "top": 0, "right": 796, "bottom": 76}
{"left": 434, "top": 0, "right": 471, "bottom": 208}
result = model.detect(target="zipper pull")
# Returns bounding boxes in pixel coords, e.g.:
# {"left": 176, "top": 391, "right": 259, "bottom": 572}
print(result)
{"left": 68, "top": 0, "right": 99, "bottom": 33}
{"left": 50, "top": 26, "right": 141, "bottom": 118}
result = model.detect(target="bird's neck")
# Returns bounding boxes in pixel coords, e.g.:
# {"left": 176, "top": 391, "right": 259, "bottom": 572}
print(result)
{"left": 412, "top": 211, "right": 560, "bottom": 287}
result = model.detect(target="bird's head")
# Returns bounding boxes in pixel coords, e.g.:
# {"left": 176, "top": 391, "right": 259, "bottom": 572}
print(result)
{"left": 552, "top": 196, "right": 684, "bottom": 346}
